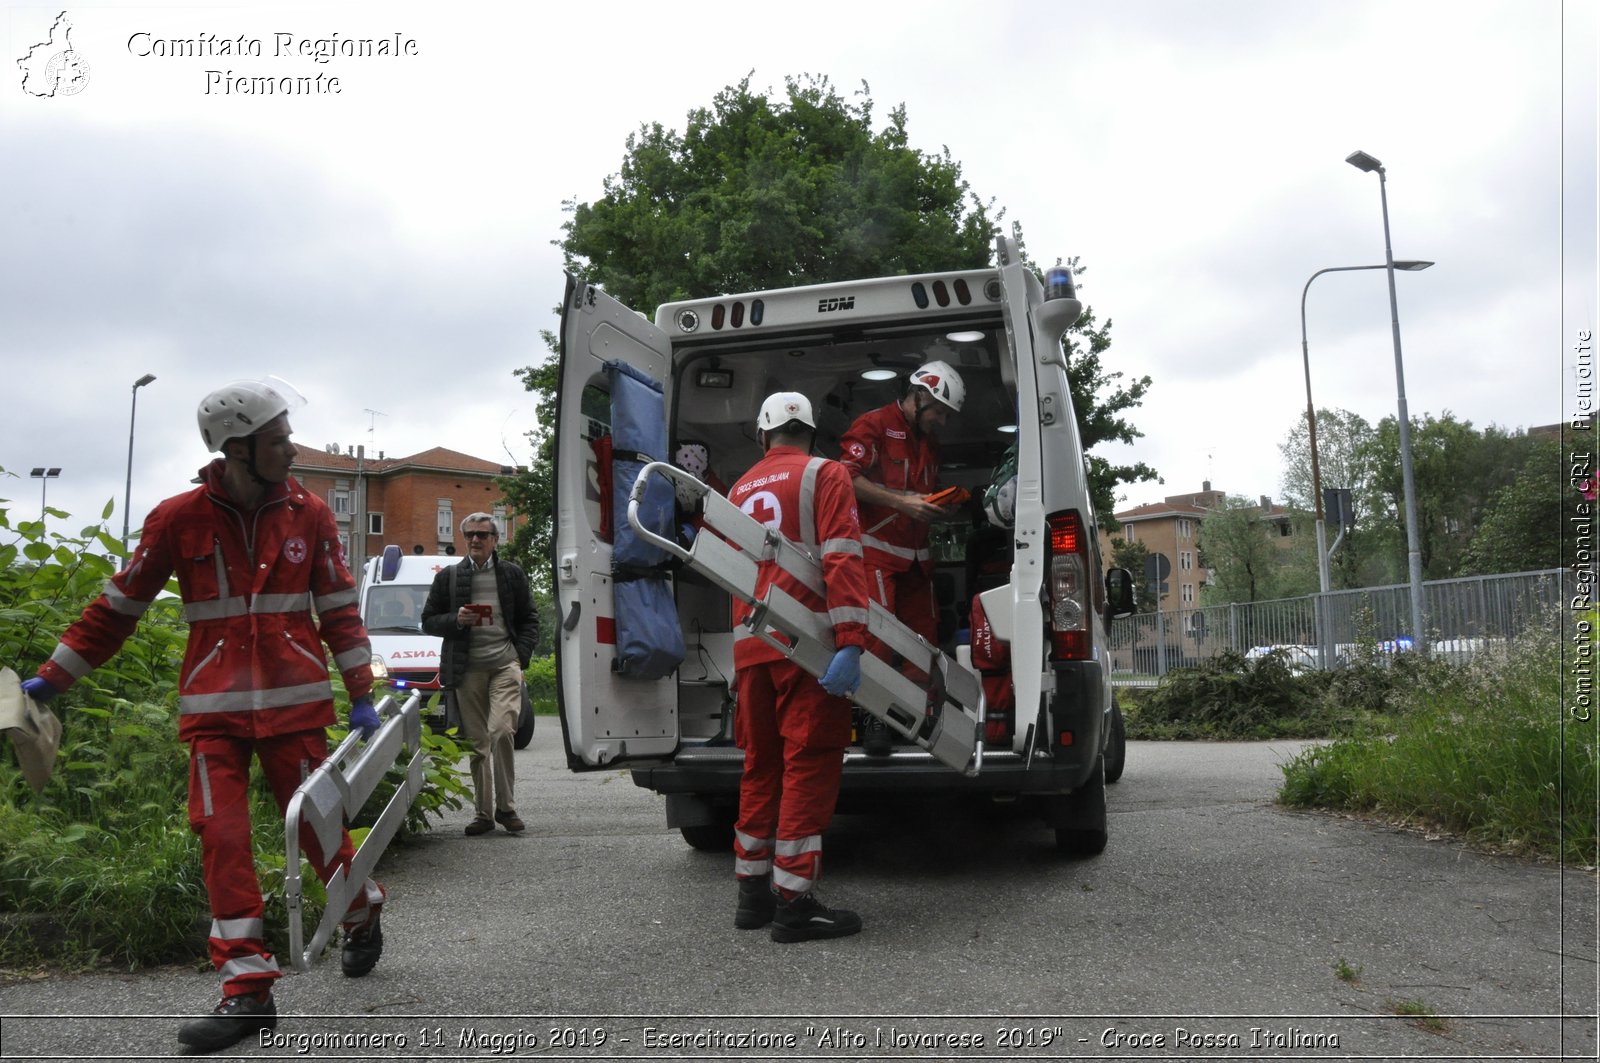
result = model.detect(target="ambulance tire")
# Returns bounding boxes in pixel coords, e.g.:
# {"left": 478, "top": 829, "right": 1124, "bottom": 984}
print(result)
{"left": 514, "top": 685, "right": 535, "bottom": 750}
{"left": 1052, "top": 758, "right": 1108, "bottom": 857}
{"left": 680, "top": 820, "right": 734, "bottom": 853}
{"left": 1104, "top": 703, "right": 1127, "bottom": 784}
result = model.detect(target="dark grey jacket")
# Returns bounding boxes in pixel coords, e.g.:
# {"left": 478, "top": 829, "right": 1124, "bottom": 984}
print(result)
{"left": 419, "top": 554, "right": 538, "bottom": 688}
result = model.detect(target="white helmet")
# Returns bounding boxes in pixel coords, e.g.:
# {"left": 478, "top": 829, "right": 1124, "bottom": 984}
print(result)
{"left": 910, "top": 361, "right": 965, "bottom": 412}
{"left": 984, "top": 475, "right": 1017, "bottom": 528}
{"left": 197, "top": 377, "right": 303, "bottom": 451}
{"left": 756, "top": 392, "right": 816, "bottom": 433}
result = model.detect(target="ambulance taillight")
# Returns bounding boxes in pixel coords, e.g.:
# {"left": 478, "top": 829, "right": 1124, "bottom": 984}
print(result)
{"left": 1047, "top": 510, "right": 1091, "bottom": 660}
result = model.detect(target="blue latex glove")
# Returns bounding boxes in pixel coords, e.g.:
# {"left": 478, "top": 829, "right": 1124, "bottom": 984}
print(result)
{"left": 680, "top": 522, "right": 698, "bottom": 545}
{"left": 350, "top": 696, "right": 380, "bottom": 739}
{"left": 20, "top": 677, "right": 57, "bottom": 702}
{"left": 819, "top": 646, "right": 862, "bottom": 697}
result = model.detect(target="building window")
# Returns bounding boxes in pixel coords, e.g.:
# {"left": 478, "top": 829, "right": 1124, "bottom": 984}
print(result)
{"left": 1125, "top": 526, "right": 1138, "bottom": 543}
{"left": 331, "top": 488, "right": 351, "bottom": 517}
{"left": 1178, "top": 518, "right": 1193, "bottom": 539}
{"left": 436, "top": 500, "right": 453, "bottom": 540}
{"left": 368, "top": 512, "right": 384, "bottom": 536}
{"left": 1180, "top": 550, "right": 1193, "bottom": 572}
{"left": 1181, "top": 583, "right": 1195, "bottom": 604}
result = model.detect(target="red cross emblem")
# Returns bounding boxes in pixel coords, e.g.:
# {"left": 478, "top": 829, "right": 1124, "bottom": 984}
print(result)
{"left": 743, "top": 490, "right": 782, "bottom": 529}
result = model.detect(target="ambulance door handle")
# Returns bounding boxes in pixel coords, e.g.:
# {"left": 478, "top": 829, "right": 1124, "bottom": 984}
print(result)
{"left": 562, "top": 602, "right": 581, "bottom": 633}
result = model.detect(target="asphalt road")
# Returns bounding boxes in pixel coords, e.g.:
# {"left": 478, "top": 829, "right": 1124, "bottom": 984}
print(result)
{"left": 0, "top": 729, "right": 1594, "bottom": 1062}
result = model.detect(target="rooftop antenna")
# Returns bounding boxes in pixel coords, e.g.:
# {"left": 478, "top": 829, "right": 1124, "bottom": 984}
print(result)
{"left": 363, "top": 409, "right": 386, "bottom": 450}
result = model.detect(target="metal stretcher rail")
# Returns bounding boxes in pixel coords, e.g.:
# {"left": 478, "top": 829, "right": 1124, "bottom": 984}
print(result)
{"left": 627, "top": 461, "right": 983, "bottom": 777}
{"left": 283, "top": 690, "right": 425, "bottom": 972}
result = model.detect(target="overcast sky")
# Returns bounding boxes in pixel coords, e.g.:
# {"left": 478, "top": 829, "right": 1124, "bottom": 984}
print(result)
{"left": 2, "top": 1, "right": 1594, "bottom": 546}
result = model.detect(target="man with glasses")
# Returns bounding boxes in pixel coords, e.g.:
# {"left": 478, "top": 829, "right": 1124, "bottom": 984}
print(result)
{"left": 421, "top": 514, "right": 539, "bottom": 836}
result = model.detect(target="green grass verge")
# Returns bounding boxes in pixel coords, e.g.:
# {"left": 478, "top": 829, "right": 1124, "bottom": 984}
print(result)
{"left": 1278, "top": 631, "right": 1595, "bottom": 865}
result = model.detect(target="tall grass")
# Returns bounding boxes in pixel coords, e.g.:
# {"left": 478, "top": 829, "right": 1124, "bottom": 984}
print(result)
{"left": 1280, "top": 628, "right": 1596, "bottom": 865}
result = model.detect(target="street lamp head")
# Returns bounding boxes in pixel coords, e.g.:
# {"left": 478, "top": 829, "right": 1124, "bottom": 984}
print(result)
{"left": 134, "top": 373, "right": 156, "bottom": 389}
{"left": 1345, "top": 150, "right": 1384, "bottom": 173}
{"left": 1393, "top": 260, "right": 1434, "bottom": 271}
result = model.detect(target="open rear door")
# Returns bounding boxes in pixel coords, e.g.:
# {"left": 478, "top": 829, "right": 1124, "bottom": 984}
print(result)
{"left": 554, "top": 275, "right": 680, "bottom": 769}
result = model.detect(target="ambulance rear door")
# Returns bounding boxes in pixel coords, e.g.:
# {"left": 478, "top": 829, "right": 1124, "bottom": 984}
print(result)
{"left": 554, "top": 275, "right": 680, "bottom": 770}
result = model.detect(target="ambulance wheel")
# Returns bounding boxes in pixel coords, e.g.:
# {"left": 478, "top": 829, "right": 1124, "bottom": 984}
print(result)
{"left": 1056, "top": 824, "right": 1108, "bottom": 856}
{"left": 1104, "top": 703, "right": 1127, "bottom": 784}
{"left": 680, "top": 821, "right": 734, "bottom": 852}
{"left": 514, "top": 685, "right": 535, "bottom": 750}
{"left": 1051, "top": 758, "right": 1108, "bottom": 857}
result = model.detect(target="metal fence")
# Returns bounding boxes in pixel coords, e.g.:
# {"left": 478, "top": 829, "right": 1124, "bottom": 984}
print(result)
{"left": 1107, "top": 568, "right": 1570, "bottom": 686}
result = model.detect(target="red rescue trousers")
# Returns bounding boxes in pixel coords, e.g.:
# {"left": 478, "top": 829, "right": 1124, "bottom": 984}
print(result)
{"left": 864, "top": 560, "right": 939, "bottom": 677}
{"left": 733, "top": 660, "right": 851, "bottom": 898}
{"left": 189, "top": 730, "right": 383, "bottom": 998}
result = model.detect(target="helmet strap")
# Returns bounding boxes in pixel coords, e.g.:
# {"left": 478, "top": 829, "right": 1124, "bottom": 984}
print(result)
{"left": 240, "top": 435, "right": 271, "bottom": 487}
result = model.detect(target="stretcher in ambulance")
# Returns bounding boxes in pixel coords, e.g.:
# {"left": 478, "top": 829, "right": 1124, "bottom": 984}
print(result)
{"left": 553, "top": 230, "right": 1135, "bottom": 855}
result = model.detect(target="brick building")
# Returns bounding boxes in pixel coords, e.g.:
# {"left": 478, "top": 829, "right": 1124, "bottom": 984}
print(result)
{"left": 291, "top": 445, "right": 527, "bottom": 565}
{"left": 1101, "top": 482, "right": 1297, "bottom": 612}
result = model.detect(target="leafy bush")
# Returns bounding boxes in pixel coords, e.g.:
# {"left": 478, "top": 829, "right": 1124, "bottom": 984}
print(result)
{"left": 0, "top": 477, "right": 466, "bottom": 968}
{"left": 1124, "top": 648, "right": 1343, "bottom": 739}
{"left": 524, "top": 654, "right": 556, "bottom": 711}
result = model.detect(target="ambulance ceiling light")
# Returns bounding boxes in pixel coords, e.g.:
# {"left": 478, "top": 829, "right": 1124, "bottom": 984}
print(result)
{"left": 946, "top": 330, "right": 984, "bottom": 343}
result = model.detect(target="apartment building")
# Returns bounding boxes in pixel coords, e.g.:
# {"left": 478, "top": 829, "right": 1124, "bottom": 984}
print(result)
{"left": 291, "top": 444, "right": 527, "bottom": 565}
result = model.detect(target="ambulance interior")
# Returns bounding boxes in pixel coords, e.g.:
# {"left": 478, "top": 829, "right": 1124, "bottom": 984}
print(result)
{"left": 653, "top": 317, "right": 1020, "bottom": 746}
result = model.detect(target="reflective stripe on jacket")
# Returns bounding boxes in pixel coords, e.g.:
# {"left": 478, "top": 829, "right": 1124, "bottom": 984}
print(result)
{"left": 728, "top": 446, "right": 869, "bottom": 670}
{"left": 39, "top": 459, "right": 372, "bottom": 739}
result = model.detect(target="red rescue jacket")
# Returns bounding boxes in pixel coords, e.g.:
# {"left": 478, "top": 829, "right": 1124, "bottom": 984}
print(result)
{"left": 37, "top": 460, "right": 373, "bottom": 739}
{"left": 728, "top": 446, "right": 869, "bottom": 670}
{"left": 838, "top": 401, "right": 940, "bottom": 573}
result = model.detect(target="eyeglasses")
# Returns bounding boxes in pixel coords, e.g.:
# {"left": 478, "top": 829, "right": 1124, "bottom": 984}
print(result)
{"left": 463, "top": 530, "right": 496, "bottom": 541}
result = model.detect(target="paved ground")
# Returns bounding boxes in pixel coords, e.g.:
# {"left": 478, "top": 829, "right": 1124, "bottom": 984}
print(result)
{"left": 0, "top": 727, "right": 1594, "bottom": 1061}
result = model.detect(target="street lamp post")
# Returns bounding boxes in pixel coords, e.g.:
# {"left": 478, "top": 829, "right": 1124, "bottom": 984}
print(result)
{"left": 1347, "top": 149, "right": 1428, "bottom": 652}
{"left": 122, "top": 374, "right": 157, "bottom": 554}
{"left": 29, "top": 467, "right": 61, "bottom": 523}
{"left": 1301, "top": 261, "right": 1432, "bottom": 667}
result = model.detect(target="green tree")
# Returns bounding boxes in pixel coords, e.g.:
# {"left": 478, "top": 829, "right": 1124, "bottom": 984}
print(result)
{"left": 1361, "top": 413, "right": 1536, "bottom": 579}
{"left": 503, "top": 74, "right": 1157, "bottom": 574}
{"left": 1279, "top": 407, "right": 1377, "bottom": 514}
{"left": 1459, "top": 437, "right": 1563, "bottom": 574}
{"left": 1198, "top": 495, "right": 1312, "bottom": 604}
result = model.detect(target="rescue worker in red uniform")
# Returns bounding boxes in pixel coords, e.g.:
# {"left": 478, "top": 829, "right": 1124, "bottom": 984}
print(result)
{"left": 20, "top": 378, "right": 387, "bottom": 1054}
{"left": 729, "top": 392, "right": 870, "bottom": 942}
{"left": 838, "top": 361, "right": 965, "bottom": 751}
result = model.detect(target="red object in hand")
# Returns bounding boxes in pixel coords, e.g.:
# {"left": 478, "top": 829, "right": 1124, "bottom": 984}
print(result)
{"left": 923, "top": 485, "right": 970, "bottom": 508}
{"left": 463, "top": 604, "right": 493, "bottom": 626}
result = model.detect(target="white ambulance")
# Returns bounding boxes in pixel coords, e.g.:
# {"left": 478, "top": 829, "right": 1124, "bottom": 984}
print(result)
{"left": 553, "top": 230, "right": 1134, "bottom": 855}
{"left": 359, "top": 545, "right": 535, "bottom": 748}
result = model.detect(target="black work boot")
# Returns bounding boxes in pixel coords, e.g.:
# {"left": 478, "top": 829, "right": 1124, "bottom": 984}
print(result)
{"left": 176, "top": 991, "right": 276, "bottom": 1052}
{"left": 770, "top": 891, "right": 863, "bottom": 943}
{"left": 341, "top": 907, "right": 383, "bottom": 977}
{"left": 862, "top": 717, "right": 892, "bottom": 757}
{"left": 734, "top": 875, "right": 777, "bottom": 930}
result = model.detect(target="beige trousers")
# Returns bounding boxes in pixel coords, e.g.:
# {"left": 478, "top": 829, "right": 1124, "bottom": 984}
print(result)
{"left": 453, "top": 658, "right": 521, "bottom": 818}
